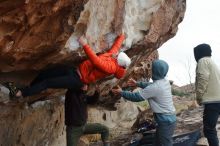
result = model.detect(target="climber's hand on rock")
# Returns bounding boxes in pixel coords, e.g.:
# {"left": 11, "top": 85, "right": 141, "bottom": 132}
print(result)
{"left": 78, "top": 35, "right": 88, "bottom": 46}
{"left": 124, "top": 32, "right": 128, "bottom": 38}
{"left": 120, "top": 29, "right": 128, "bottom": 38}
{"left": 85, "top": 34, "right": 93, "bottom": 42}
{"left": 111, "top": 85, "right": 122, "bottom": 95}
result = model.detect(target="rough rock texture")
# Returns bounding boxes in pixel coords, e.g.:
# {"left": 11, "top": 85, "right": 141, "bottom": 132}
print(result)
{"left": 0, "top": 0, "right": 186, "bottom": 106}
{"left": 0, "top": 98, "right": 66, "bottom": 146}
{"left": 0, "top": 0, "right": 185, "bottom": 85}
{"left": 0, "top": 0, "right": 186, "bottom": 145}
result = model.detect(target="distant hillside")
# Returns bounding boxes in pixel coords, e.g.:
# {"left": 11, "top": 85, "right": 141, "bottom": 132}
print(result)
{"left": 180, "top": 83, "right": 195, "bottom": 93}
{"left": 171, "top": 83, "right": 195, "bottom": 97}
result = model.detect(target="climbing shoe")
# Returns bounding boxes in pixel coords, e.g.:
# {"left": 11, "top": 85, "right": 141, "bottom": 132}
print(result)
{"left": 2, "top": 82, "right": 19, "bottom": 100}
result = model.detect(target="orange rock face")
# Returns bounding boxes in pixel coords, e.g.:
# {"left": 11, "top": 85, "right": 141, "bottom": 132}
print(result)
{"left": 0, "top": 0, "right": 185, "bottom": 74}
{"left": 0, "top": 0, "right": 186, "bottom": 95}
{"left": 0, "top": 0, "right": 88, "bottom": 72}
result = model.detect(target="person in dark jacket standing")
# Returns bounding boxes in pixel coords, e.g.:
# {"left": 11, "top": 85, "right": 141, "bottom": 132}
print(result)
{"left": 65, "top": 85, "right": 110, "bottom": 146}
{"left": 194, "top": 44, "right": 220, "bottom": 146}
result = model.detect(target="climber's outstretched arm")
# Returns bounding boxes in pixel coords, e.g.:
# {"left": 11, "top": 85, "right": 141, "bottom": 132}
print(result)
{"left": 78, "top": 36, "right": 117, "bottom": 74}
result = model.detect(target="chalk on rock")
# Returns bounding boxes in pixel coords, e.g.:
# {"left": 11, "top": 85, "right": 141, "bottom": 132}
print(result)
{"left": 65, "top": 35, "right": 81, "bottom": 51}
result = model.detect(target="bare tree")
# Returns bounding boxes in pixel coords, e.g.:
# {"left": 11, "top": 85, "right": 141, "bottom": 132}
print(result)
{"left": 183, "top": 57, "right": 195, "bottom": 94}
{"left": 182, "top": 57, "right": 199, "bottom": 107}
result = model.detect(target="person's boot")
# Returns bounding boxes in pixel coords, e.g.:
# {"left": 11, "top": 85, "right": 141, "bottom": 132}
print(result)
{"left": 2, "top": 82, "right": 19, "bottom": 100}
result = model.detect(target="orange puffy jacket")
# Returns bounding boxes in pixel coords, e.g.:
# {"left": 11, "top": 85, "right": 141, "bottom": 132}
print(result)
{"left": 79, "top": 34, "right": 126, "bottom": 84}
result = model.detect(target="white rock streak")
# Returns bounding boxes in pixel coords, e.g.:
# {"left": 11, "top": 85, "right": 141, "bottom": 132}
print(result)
{"left": 65, "top": 0, "right": 163, "bottom": 51}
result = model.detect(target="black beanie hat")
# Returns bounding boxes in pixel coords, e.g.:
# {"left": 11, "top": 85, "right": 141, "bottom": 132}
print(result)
{"left": 194, "top": 43, "right": 212, "bottom": 62}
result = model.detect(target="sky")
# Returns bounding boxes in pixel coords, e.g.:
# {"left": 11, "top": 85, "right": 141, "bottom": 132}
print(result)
{"left": 159, "top": 0, "right": 220, "bottom": 86}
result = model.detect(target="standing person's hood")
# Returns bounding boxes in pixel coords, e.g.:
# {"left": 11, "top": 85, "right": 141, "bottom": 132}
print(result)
{"left": 194, "top": 43, "right": 212, "bottom": 62}
{"left": 152, "top": 59, "right": 169, "bottom": 80}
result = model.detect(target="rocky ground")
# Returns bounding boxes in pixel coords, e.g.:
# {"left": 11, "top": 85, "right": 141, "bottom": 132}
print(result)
{"left": 89, "top": 96, "right": 217, "bottom": 146}
{"left": 1, "top": 84, "right": 219, "bottom": 146}
{"left": 75, "top": 96, "right": 202, "bottom": 146}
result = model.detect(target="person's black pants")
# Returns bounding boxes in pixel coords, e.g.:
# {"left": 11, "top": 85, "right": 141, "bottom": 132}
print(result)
{"left": 203, "top": 103, "right": 220, "bottom": 146}
{"left": 21, "top": 66, "right": 83, "bottom": 97}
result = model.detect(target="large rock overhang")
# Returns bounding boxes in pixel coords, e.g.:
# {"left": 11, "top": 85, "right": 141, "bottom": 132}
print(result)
{"left": 0, "top": 0, "right": 186, "bottom": 102}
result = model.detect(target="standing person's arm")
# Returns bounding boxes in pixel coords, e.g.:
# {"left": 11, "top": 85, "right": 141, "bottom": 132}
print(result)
{"left": 78, "top": 36, "right": 117, "bottom": 73}
{"left": 86, "top": 85, "right": 101, "bottom": 104}
{"left": 86, "top": 91, "right": 99, "bottom": 105}
{"left": 107, "top": 34, "right": 125, "bottom": 54}
{"left": 195, "top": 60, "right": 210, "bottom": 104}
{"left": 111, "top": 86, "right": 145, "bottom": 102}
{"left": 137, "top": 81, "right": 152, "bottom": 89}
{"left": 121, "top": 91, "right": 145, "bottom": 102}
{"left": 127, "top": 78, "right": 152, "bottom": 89}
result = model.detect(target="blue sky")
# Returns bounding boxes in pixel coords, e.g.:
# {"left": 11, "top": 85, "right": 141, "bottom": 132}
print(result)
{"left": 159, "top": 0, "right": 220, "bottom": 86}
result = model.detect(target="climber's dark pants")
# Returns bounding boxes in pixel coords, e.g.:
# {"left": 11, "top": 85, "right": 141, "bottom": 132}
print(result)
{"left": 21, "top": 66, "right": 83, "bottom": 97}
{"left": 203, "top": 103, "right": 220, "bottom": 146}
{"left": 66, "top": 123, "right": 109, "bottom": 146}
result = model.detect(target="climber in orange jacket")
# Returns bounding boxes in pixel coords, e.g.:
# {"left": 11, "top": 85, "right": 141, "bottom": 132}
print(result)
{"left": 78, "top": 34, "right": 131, "bottom": 83}
{"left": 5, "top": 33, "right": 131, "bottom": 99}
